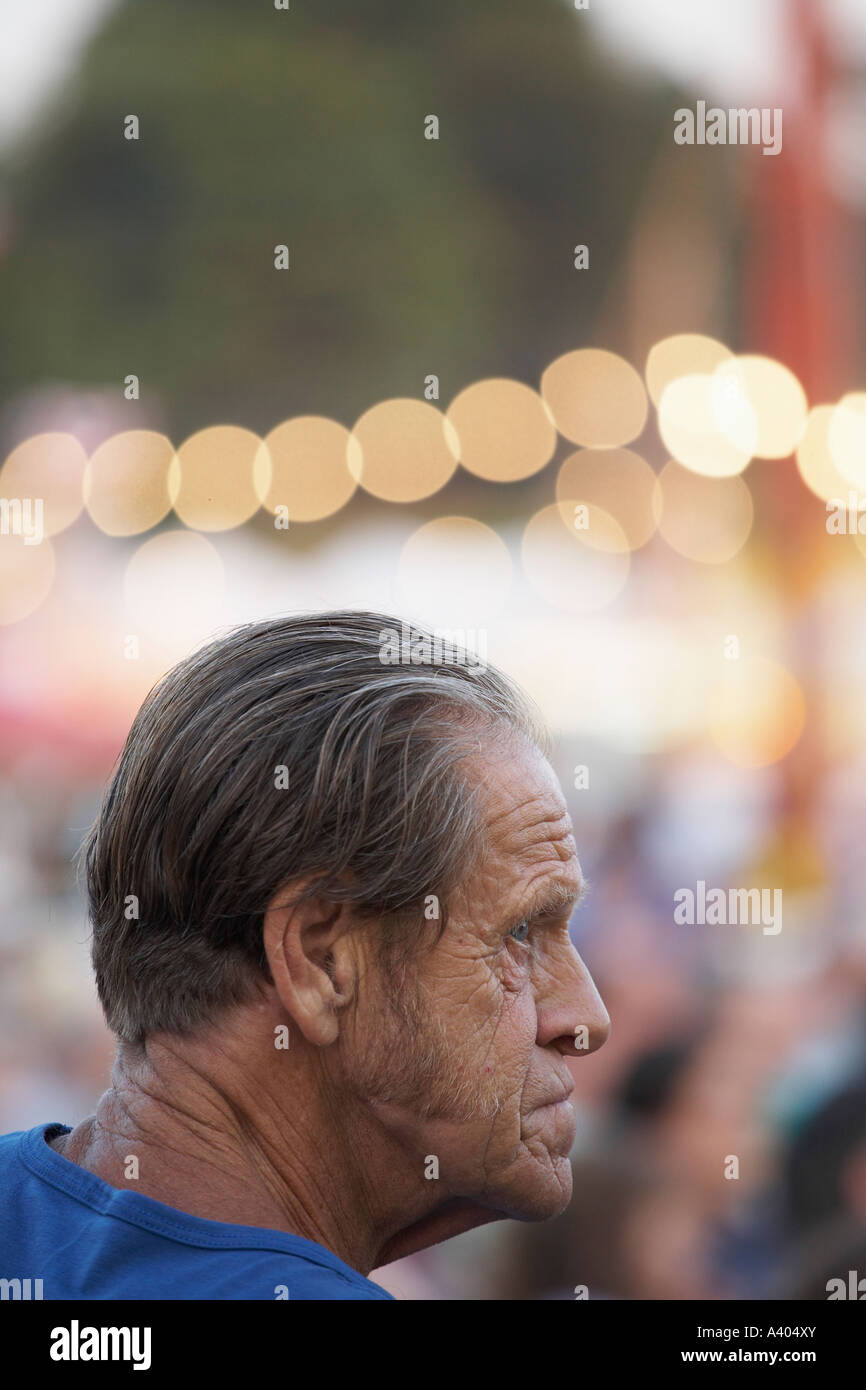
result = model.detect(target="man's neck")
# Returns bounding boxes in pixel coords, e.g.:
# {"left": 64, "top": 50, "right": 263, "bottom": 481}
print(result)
{"left": 50, "top": 1032, "right": 490, "bottom": 1275}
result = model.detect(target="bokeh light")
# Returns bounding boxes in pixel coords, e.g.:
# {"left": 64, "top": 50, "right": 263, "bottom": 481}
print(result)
{"left": 123, "top": 530, "right": 225, "bottom": 648}
{"left": 396, "top": 516, "right": 513, "bottom": 628}
{"left": 84, "top": 430, "right": 176, "bottom": 537}
{"left": 0, "top": 533, "right": 56, "bottom": 625}
{"left": 708, "top": 657, "right": 806, "bottom": 768}
{"left": 171, "top": 425, "right": 271, "bottom": 531}
{"left": 653, "top": 460, "right": 754, "bottom": 563}
{"left": 828, "top": 392, "right": 866, "bottom": 490}
{"left": 261, "top": 415, "right": 357, "bottom": 523}
{"left": 540, "top": 349, "right": 648, "bottom": 448}
{"left": 555, "top": 448, "right": 658, "bottom": 551}
{"left": 795, "top": 405, "right": 852, "bottom": 503}
{"left": 521, "top": 502, "right": 630, "bottom": 613}
{"left": 446, "top": 378, "right": 556, "bottom": 482}
{"left": 0, "top": 432, "right": 87, "bottom": 537}
{"left": 348, "top": 399, "right": 459, "bottom": 502}
{"left": 658, "top": 374, "right": 756, "bottom": 477}
{"left": 713, "top": 356, "right": 808, "bottom": 459}
{"left": 645, "top": 334, "right": 734, "bottom": 407}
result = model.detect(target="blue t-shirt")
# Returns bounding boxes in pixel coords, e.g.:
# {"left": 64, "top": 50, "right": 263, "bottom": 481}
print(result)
{"left": 0, "top": 1123, "right": 394, "bottom": 1301}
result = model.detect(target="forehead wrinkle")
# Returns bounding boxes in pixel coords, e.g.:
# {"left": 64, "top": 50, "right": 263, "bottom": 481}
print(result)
{"left": 485, "top": 814, "right": 579, "bottom": 922}
{"left": 510, "top": 817, "right": 577, "bottom": 873}
{"left": 484, "top": 789, "right": 574, "bottom": 856}
{"left": 491, "top": 813, "right": 584, "bottom": 925}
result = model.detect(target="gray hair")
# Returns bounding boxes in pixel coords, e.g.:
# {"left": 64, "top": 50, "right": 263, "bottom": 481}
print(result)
{"left": 81, "top": 611, "right": 546, "bottom": 1044}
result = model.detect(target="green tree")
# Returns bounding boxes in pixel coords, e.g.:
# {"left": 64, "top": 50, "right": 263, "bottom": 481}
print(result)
{"left": 0, "top": 0, "right": 673, "bottom": 438}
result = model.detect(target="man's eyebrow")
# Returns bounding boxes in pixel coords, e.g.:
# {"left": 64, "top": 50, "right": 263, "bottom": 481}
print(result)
{"left": 522, "top": 877, "right": 589, "bottom": 921}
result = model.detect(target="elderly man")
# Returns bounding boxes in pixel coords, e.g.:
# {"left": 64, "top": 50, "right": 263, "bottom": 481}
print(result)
{"left": 0, "top": 611, "right": 609, "bottom": 1299}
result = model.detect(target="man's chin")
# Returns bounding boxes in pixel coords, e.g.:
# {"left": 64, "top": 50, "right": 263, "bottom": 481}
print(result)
{"left": 503, "top": 1147, "right": 574, "bottom": 1221}
{"left": 508, "top": 1101, "right": 577, "bottom": 1216}
{"left": 466, "top": 1136, "right": 575, "bottom": 1225}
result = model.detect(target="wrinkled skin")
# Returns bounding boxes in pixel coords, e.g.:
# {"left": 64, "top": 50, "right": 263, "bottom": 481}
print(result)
{"left": 348, "top": 736, "right": 611, "bottom": 1259}
{"left": 51, "top": 735, "right": 610, "bottom": 1277}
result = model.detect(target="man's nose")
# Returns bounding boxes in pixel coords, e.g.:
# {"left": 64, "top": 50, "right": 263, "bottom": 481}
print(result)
{"left": 535, "top": 944, "right": 610, "bottom": 1057}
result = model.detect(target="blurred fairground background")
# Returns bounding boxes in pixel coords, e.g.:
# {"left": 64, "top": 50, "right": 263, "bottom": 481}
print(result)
{"left": 2, "top": 0, "right": 866, "bottom": 1298}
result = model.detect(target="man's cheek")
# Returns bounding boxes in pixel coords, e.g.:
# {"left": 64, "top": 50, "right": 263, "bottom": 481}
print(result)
{"left": 485, "top": 993, "right": 537, "bottom": 1098}
{"left": 440, "top": 958, "right": 531, "bottom": 1094}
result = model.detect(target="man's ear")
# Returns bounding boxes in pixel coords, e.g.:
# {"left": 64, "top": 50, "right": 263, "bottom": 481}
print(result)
{"left": 262, "top": 892, "right": 360, "bottom": 1047}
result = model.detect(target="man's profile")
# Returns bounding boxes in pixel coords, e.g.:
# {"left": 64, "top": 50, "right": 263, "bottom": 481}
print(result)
{"left": 0, "top": 611, "right": 609, "bottom": 1300}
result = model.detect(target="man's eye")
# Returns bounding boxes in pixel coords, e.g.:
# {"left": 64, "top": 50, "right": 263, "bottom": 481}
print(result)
{"left": 508, "top": 919, "right": 531, "bottom": 944}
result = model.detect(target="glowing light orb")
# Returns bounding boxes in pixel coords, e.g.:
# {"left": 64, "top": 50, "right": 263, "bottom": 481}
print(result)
{"left": 796, "top": 406, "right": 851, "bottom": 503}
{"left": 658, "top": 374, "right": 755, "bottom": 477}
{"left": 0, "top": 432, "right": 87, "bottom": 536}
{"left": 646, "top": 334, "right": 734, "bottom": 408}
{"left": 713, "top": 356, "right": 807, "bottom": 459}
{"left": 261, "top": 416, "right": 356, "bottom": 523}
{"left": 172, "top": 426, "right": 271, "bottom": 531}
{"left": 446, "top": 378, "right": 556, "bottom": 482}
{"left": 541, "top": 349, "right": 648, "bottom": 448}
{"left": 829, "top": 393, "right": 866, "bottom": 491}
{"left": 348, "top": 399, "right": 459, "bottom": 502}
{"left": 555, "top": 448, "right": 657, "bottom": 551}
{"left": 653, "top": 461, "right": 753, "bottom": 563}
{"left": 84, "top": 430, "right": 176, "bottom": 536}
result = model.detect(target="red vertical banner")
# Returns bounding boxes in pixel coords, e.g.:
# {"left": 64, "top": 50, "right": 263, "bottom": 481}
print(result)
{"left": 741, "top": 0, "right": 852, "bottom": 867}
{"left": 744, "top": 0, "right": 853, "bottom": 404}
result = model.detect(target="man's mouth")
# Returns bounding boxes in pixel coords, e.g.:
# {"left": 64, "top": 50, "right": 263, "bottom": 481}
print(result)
{"left": 533, "top": 1076, "right": 575, "bottom": 1111}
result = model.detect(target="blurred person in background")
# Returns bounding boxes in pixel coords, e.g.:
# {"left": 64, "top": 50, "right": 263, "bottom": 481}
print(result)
{"left": 773, "top": 1074, "right": 866, "bottom": 1298}
{"left": 497, "top": 1152, "right": 718, "bottom": 1300}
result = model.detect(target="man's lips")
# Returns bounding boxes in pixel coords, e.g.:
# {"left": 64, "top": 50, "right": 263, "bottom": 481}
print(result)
{"left": 532, "top": 1076, "right": 575, "bottom": 1111}
{"left": 523, "top": 1076, "right": 578, "bottom": 1152}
